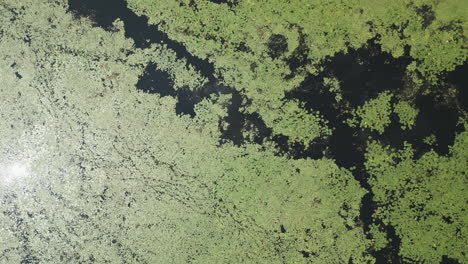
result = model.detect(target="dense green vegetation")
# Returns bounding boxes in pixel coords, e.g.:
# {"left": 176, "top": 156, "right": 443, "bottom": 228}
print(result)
{"left": 0, "top": 0, "right": 466, "bottom": 263}
{"left": 129, "top": 0, "right": 467, "bottom": 139}
{"left": 347, "top": 91, "right": 394, "bottom": 134}
{"left": 365, "top": 129, "right": 467, "bottom": 263}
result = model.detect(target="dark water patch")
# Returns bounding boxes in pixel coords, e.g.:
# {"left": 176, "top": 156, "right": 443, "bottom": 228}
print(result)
{"left": 135, "top": 62, "right": 203, "bottom": 116}
{"left": 219, "top": 93, "right": 273, "bottom": 146}
{"left": 217, "top": 91, "right": 327, "bottom": 156}
{"left": 324, "top": 42, "right": 411, "bottom": 107}
{"left": 374, "top": 225, "right": 403, "bottom": 264}
{"left": 135, "top": 63, "right": 201, "bottom": 117}
{"left": 267, "top": 34, "right": 288, "bottom": 59}
{"left": 359, "top": 192, "right": 374, "bottom": 231}
{"left": 243, "top": 113, "right": 272, "bottom": 145}
{"left": 207, "top": 0, "right": 238, "bottom": 8}
{"left": 68, "top": 0, "right": 123, "bottom": 30}
{"left": 136, "top": 63, "right": 174, "bottom": 96}
{"left": 441, "top": 256, "right": 461, "bottom": 264}
{"left": 236, "top": 42, "right": 251, "bottom": 53}
{"left": 284, "top": 74, "right": 345, "bottom": 160}
{"left": 286, "top": 74, "right": 342, "bottom": 128}
{"left": 221, "top": 90, "right": 244, "bottom": 145}
{"left": 175, "top": 81, "right": 237, "bottom": 117}
{"left": 299, "top": 250, "right": 314, "bottom": 258}
{"left": 413, "top": 96, "right": 461, "bottom": 155}
{"left": 187, "top": 0, "right": 199, "bottom": 12}
{"left": 445, "top": 61, "right": 468, "bottom": 111}
{"left": 279, "top": 224, "right": 286, "bottom": 233}
{"left": 180, "top": 79, "right": 233, "bottom": 116}
{"left": 439, "top": 21, "right": 464, "bottom": 34}
{"left": 303, "top": 138, "right": 329, "bottom": 160}
{"left": 329, "top": 123, "right": 367, "bottom": 172}
{"left": 415, "top": 5, "right": 435, "bottom": 29}
{"left": 378, "top": 95, "right": 461, "bottom": 158}
{"left": 23, "top": 35, "right": 31, "bottom": 44}
{"left": 175, "top": 90, "right": 199, "bottom": 117}
{"left": 286, "top": 74, "right": 366, "bottom": 165}
{"left": 201, "top": 80, "right": 233, "bottom": 95}
{"left": 20, "top": 254, "right": 40, "bottom": 264}
{"left": 67, "top": 0, "right": 214, "bottom": 78}
{"left": 135, "top": 53, "right": 253, "bottom": 129}
{"left": 177, "top": 80, "right": 241, "bottom": 117}
{"left": 286, "top": 27, "right": 309, "bottom": 76}
{"left": 442, "top": 216, "right": 453, "bottom": 224}
{"left": 286, "top": 43, "right": 414, "bottom": 263}
{"left": 272, "top": 135, "right": 327, "bottom": 160}
{"left": 360, "top": 189, "right": 403, "bottom": 264}
{"left": 289, "top": 42, "right": 462, "bottom": 162}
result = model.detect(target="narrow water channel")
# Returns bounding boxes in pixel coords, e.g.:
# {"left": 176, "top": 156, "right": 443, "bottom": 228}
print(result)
{"left": 67, "top": 1, "right": 466, "bottom": 263}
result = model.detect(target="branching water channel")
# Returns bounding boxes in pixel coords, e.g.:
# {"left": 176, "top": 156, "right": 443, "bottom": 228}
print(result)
{"left": 68, "top": 1, "right": 465, "bottom": 263}
{"left": 287, "top": 41, "right": 464, "bottom": 263}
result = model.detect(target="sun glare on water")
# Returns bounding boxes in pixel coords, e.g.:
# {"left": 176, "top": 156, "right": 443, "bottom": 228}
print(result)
{"left": 0, "top": 161, "right": 31, "bottom": 184}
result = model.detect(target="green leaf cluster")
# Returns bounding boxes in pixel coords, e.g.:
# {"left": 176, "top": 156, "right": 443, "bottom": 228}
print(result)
{"left": 394, "top": 100, "right": 419, "bottom": 130}
{"left": 263, "top": 100, "right": 331, "bottom": 145}
{"left": 360, "top": 0, "right": 468, "bottom": 83}
{"left": 365, "top": 132, "right": 468, "bottom": 263}
{"left": 348, "top": 91, "right": 393, "bottom": 134}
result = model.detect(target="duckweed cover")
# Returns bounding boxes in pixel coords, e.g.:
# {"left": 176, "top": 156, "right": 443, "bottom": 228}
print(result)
{"left": 0, "top": 0, "right": 466, "bottom": 263}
